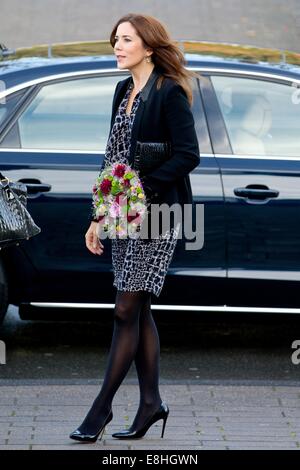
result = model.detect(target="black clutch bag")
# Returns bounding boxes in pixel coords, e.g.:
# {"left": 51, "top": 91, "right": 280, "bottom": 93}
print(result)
{"left": 133, "top": 141, "right": 171, "bottom": 177}
{"left": 0, "top": 172, "right": 41, "bottom": 250}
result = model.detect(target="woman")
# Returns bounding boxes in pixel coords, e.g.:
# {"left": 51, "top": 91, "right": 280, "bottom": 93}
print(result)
{"left": 70, "top": 13, "right": 200, "bottom": 443}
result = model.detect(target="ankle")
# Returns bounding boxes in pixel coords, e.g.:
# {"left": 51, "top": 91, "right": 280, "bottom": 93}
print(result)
{"left": 139, "top": 398, "right": 162, "bottom": 409}
{"left": 93, "top": 394, "right": 112, "bottom": 412}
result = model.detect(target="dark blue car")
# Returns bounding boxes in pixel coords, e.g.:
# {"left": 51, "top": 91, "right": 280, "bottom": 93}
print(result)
{"left": 1, "top": 41, "right": 300, "bottom": 324}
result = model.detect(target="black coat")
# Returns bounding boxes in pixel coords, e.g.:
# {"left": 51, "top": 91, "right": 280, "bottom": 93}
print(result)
{"left": 90, "top": 66, "right": 200, "bottom": 236}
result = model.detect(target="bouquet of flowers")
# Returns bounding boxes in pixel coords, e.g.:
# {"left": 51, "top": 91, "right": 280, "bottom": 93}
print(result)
{"left": 91, "top": 162, "right": 148, "bottom": 239}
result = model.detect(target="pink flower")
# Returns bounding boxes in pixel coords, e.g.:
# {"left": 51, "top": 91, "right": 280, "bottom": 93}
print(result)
{"left": 127, "top": 213, "right": 140, "bottom": 223}
{"left": 109, "top": 202, "right": 121, "bottom": 218}
{"left": 116, "top": 193, "right": 124, "bottom": 204}
{"left": 113, "top": 164, "right": 126, "bottom": 178}
{"left": 100, "top": 178, "right": 112, "bottom": 195}
{"left": 123, "top": 178, "right": 131, "bottom": 188}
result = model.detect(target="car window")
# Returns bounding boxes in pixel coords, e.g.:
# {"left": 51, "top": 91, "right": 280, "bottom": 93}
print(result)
{"left": 2, "top": 75, "right": 123, "bottom": 151}
{"left": 0, "top": 88, "right": 27, "bottom": 127}
{"left": 211, "top": 75, "right": 300, "bottom": 157}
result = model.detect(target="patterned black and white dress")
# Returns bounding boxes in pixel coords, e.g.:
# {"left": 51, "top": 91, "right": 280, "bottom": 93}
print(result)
{"left": 101, "top": 81, "right": 180, "bottom": 298}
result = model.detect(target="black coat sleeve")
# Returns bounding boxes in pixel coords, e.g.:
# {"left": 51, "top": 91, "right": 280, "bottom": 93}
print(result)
{"left": 141, "top": 83, "right": 200, "bottom": 195}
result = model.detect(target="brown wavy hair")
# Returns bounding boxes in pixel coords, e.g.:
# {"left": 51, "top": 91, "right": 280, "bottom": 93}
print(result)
{"left": 110, "top": 13, "right": 199, "bottom": 106}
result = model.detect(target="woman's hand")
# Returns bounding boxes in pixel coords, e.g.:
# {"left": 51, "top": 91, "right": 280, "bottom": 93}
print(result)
{"left": 85, "top": 221, "right": 104, "bottom": 255}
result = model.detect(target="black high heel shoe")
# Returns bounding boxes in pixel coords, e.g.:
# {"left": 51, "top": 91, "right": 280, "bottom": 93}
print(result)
{"left": 112, "top": 402, "right": 169, "bottom": 439}
{"left": 69, "top": 410, "right": 113, "bottom": 443}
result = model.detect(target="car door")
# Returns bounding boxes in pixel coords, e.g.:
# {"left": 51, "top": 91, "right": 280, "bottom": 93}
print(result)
{"left": 0, "top": 72, "right": 122, "bottom": 303}
{"left": 166, "top": 76, "right": 226, "bottom": 306}
{"left": 206, "top": 71, "right": 300, "bottom": 309}
{"left": 0, "top": 71, "right": 227, "bottom": 307}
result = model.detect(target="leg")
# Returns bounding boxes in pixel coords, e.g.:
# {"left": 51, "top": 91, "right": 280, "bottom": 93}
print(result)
{"left": 74, "top": 289, "right": 150, "bottom": 436}
{"left": 130, "top": 295, "right": 163, "bottom": 430}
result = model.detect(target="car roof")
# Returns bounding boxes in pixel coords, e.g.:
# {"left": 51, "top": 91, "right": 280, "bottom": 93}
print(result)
{"left": 1, "top": 40, "right": 300, "bottom": 90}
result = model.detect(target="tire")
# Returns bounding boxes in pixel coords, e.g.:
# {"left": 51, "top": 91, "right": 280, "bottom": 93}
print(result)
{"left": 0, "top": 262, "right": 9, "bottom": 326}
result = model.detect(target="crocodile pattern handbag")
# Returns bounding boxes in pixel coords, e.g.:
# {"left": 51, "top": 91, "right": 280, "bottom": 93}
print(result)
{"left": 0, "top": 172, "right": 41, "bottom": 250}
{"left": 133, "top": 141, "right": 172, "bottom": 177}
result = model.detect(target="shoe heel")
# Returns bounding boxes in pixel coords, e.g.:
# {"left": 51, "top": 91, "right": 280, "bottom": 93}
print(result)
{"left": 94, "top": 410, "right": 112, "bottom": 441}
{"left": 161, "top": 412, "right": 169, "bottom": 438}
{"left": 99, "top": 410, "right": 113, "bottom": 440}
{"left": 98, "top": 426, "right": 106, "bottom": 441}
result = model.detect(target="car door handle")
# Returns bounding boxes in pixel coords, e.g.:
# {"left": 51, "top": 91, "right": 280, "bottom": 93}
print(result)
{"left": 234, "top": 185, "right": 279, "bottom": 199}
{"left": 18, "top": 179, "right": 52, "bottom": 194}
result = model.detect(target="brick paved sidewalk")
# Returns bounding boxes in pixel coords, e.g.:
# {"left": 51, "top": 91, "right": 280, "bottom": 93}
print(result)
{"left": 0, "top": 384, "right": 299, "bottom": 450}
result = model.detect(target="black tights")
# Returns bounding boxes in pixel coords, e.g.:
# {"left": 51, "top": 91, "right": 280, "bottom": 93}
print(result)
{"left": 77, "top": 290, "right": 162, "bottom": 435}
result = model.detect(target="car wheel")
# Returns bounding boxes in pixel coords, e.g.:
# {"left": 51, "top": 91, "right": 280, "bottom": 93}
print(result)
{"left": 0, "top": 262, "right": 9, "bottom": 325}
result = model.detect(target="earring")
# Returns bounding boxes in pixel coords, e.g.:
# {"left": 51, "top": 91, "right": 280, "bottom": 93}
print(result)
{"left": 145, "top": 56, "right": 152, "bottom": 63}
